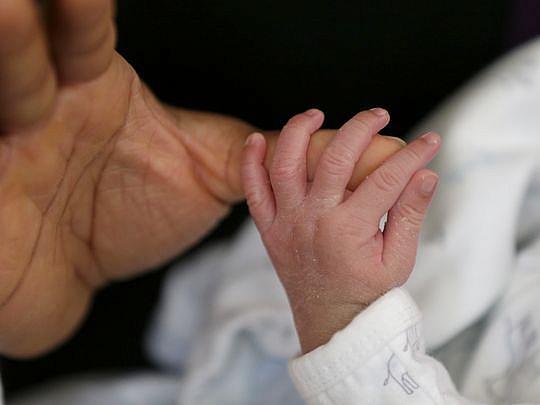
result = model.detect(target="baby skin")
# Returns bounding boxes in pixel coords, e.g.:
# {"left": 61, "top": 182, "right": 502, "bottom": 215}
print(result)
{"left": 241, "top": 108, "right": 441, "bottom": 353}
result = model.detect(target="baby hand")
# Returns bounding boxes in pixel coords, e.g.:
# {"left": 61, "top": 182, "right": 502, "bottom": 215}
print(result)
{"left": 241, "top": 108, "right": 441, "bottom": 353}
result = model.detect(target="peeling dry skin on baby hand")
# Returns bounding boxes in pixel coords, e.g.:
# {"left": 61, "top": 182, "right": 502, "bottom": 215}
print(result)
{"left": 241, "top": 108, "right": 439, "bottom": 354}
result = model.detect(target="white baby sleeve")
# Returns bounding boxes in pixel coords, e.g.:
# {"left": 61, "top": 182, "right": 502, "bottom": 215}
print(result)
{"left": 289, "top": 288, "right": 482, "bottom": 405}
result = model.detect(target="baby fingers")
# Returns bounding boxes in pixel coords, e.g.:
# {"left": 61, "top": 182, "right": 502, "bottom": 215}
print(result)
{"left": 269, "top": 109, "right": 324, "bottom": 210}
{"left": 343, "top": 132, "right": 441, "bottom": 232}
{"left": 382, "top": 169, "right": 439, "bottom": 274}
{"left": 241, "top": 133, "right": 276, "bottom": 233}
{"left": 309, "top": 108, "right": 390, "bottom": 206}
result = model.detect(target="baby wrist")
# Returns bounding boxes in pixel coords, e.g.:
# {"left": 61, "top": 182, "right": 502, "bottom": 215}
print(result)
{"left": 293, "top": 300, "right": 369, "bottom": 354}
{"left": 289, "top": 288, "right": 422, "bottom": 400}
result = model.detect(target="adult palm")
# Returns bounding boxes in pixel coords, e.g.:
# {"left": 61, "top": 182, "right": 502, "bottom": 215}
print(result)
{"left": 0, "top": 0, "right": 403, "bottom": 357}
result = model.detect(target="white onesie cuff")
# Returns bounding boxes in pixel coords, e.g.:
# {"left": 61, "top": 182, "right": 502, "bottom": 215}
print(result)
{"left": 288, "top": 288, "right": 422, "bottom": 400}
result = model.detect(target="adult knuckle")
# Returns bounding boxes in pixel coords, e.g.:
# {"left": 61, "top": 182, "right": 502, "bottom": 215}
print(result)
{"left": 3, "top": 64, "right": 51, "bottom": 102}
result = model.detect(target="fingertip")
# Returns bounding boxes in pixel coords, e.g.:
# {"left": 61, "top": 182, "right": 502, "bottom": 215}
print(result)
{"left": 304, "top": 108, "right": 325, "bottom": 125}
{"left": 368, "top": 108, "right": 391, "bottom": 129}
{"left": 305, "top": 108, "right": 322, "bottom": 117}
{"left": 242, "top": 133, "right": 269, "bottom": 181}
{"left": 270, "top": 109, "right": 322, "bottom": 207}
{"left": 369, "top": 107, "right": 389, "bottom": 118}
{"left": 417, "top": 168, "right": 438, "bottom": 177}
{"left": 245, "top": 132, "right": 266, "bottom": 147}
{"left": 418, "top": 171, "right": 439, "bottom": 197}
{"left": 243, "top": 133, "right": 268, "bottom": 166}
{"left": 283, "top": 108, "right": 325, "bottom": 133}
{"left": 241, "top": 134, "right": 276, "bottom": 231}
{"left": 420, "top": 131, "right": 442, "bottom": 146}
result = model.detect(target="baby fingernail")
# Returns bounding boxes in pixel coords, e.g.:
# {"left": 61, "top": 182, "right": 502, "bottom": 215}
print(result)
{"left": 420, "top": 132, "right": 441, "bottom": 145}
{"left": 305, "top": 108, "right": 322, "bottom": 117}
{"left": 245, "top": 132, "right": 263, "bottom": 146}
{"left": 420, "top": 175, "right": 439, "bottom": 196}
{"left": 369, "top": 107, "right": 388, "bottom": 117}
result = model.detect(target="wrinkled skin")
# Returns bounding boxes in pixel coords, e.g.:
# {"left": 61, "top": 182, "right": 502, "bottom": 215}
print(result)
{"left": 0, "top": 0, "right": 404, "bottom": 357}
{"left": 242, "top": 109, "right": 441, "bottom": 353}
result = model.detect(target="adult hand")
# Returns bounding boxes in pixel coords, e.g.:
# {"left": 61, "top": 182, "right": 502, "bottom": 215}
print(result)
{"left": 0, "top": 0, "right": 404, "bottom": 357}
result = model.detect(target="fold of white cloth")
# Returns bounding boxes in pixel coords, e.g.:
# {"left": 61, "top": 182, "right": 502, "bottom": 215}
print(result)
{"left": 407, "top": 37, "right": 540, "bottom": 349}
{"left": 289, "top": 289, "right": 473, "bottom": 404}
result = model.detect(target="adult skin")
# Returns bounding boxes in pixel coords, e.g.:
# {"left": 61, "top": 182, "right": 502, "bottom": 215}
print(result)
{"left": 0, "top": 0, "right": 404, "bottom": 357}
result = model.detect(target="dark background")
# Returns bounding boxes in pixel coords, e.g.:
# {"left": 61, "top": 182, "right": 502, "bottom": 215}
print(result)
{"left": 0, "top": 0, "right": 521, "bottom": 397}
